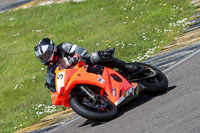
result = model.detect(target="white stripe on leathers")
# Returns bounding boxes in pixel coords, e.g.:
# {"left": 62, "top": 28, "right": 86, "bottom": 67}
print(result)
{"left": 69, "top": 45, "right": 78, "bottom": 54}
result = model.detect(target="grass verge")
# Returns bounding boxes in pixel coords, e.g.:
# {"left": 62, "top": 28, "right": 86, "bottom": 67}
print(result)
{"left": 0, "top": 0, "right": 194, "bottom": 132}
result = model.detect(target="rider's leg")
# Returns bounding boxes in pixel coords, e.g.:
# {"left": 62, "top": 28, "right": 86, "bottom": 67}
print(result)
{"left": 88, "top": 51, "right": 138, "bottom": 72}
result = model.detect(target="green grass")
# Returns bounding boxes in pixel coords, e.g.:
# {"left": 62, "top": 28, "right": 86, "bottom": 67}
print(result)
{"left": 0, "top": 0, "right": 194, "bottom": 132}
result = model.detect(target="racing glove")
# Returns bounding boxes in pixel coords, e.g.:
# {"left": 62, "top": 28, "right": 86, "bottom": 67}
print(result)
{"left": 68, "top": 54, "right": 81, "bottom": 67}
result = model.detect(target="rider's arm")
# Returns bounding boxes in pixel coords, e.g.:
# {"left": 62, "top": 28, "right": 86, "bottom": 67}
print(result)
{"left": 59, "top": 42, "right": 88, "bottom": 58}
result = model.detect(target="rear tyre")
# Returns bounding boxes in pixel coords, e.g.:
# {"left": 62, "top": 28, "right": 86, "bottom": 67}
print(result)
{"left": 132, "top": 62, "right": 168, "bottom": 96}
{"left": 70, "top": 96, "right": 118, "bottom": 121}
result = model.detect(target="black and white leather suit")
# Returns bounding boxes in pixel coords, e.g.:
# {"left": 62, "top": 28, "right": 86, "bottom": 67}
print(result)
{"left": 46, "top": 42, "right": 88, "bottom": 92}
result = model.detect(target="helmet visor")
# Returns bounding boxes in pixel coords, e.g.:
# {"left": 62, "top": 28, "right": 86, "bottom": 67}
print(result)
{"left": 38, "top": 51, "right": 52, "bottom": 64}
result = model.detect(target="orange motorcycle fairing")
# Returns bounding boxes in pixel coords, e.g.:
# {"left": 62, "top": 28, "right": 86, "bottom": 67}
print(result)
{"left": 51, "top": 63, "right": 138, "bottom": 107}
{"left": 55, "top": 65, "right": 106, "bottom": 107}
{"left": 50, "top": 67, "right": 79, "bottom": 106}
{"left": 101, "top": 67, "right": 138, "bottom": 106}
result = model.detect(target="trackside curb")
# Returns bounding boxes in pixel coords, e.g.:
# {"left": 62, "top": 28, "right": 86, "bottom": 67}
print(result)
{"left": 12, "top": 0, "right": 69, "bottom": 11}
{"left": 163, "top": 48, "right": 200, "bottom": 74}
{"left": 14, "top": 109, "right": 77, "bottom": 133}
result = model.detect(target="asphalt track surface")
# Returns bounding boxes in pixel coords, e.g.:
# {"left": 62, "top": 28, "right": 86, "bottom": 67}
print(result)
{"left": 0, "top": 0, "right": 32, "bottom": 12}
{"left": 50, "top": 52, "right": 200, "bottom": 133}
{"left": 0, "top": 0, "right": 28, "bottom": 5}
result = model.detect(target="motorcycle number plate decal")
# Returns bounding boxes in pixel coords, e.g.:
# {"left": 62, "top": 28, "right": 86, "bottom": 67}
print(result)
{"left": 56, "top": 72, "right": 65, "bottom": 92}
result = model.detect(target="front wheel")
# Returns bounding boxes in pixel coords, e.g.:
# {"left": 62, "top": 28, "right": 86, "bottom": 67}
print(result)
{"left": 70, "top": 95, "right": 118, "bottom": 121}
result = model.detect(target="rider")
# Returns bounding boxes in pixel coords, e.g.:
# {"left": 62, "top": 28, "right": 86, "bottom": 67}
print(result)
{"left": 34, "top": 38, "right": 137, "bottom": 92}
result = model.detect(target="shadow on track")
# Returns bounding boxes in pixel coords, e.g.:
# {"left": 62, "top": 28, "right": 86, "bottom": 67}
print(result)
{"left": 78, "top": 85, "right": 176, "bottom": 128}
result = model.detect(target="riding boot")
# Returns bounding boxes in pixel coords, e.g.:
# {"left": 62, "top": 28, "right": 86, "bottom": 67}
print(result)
{"left": 124, "top": 62, "right": 139, "bottom": 72}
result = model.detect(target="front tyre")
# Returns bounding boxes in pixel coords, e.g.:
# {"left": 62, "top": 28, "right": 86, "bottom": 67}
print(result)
{"left": 70, "top": 96, "right": 118, "bottom": 121}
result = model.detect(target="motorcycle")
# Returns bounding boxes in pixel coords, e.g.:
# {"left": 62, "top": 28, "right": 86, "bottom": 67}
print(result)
{"left": 50, "top": 49, "right": 168, "bottom": 121}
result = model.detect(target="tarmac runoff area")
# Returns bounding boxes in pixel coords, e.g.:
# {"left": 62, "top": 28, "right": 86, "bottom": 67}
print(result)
{"left": 12, "top": 0, "right": 70, "bottom": 11}
{"left": 11, "top": 0, "right": 200, "bottom": 132}
{"left": 0, "top": 0, "right": 85, "bottom": 13}
{"left": 0, "top": 0, "right": 33, "bottom": 13}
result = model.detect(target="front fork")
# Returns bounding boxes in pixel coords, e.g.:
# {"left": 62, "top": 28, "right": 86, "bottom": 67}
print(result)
{"left": 79, "top": 85, "right": 97, "bottom": 103}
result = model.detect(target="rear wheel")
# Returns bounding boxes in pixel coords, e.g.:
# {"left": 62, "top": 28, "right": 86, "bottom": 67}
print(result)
{"left": 129, "top": 62, "right": 168, "bottom": 96}
{"left": 70, "top": 95, "right": 118, "bottom": 121}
